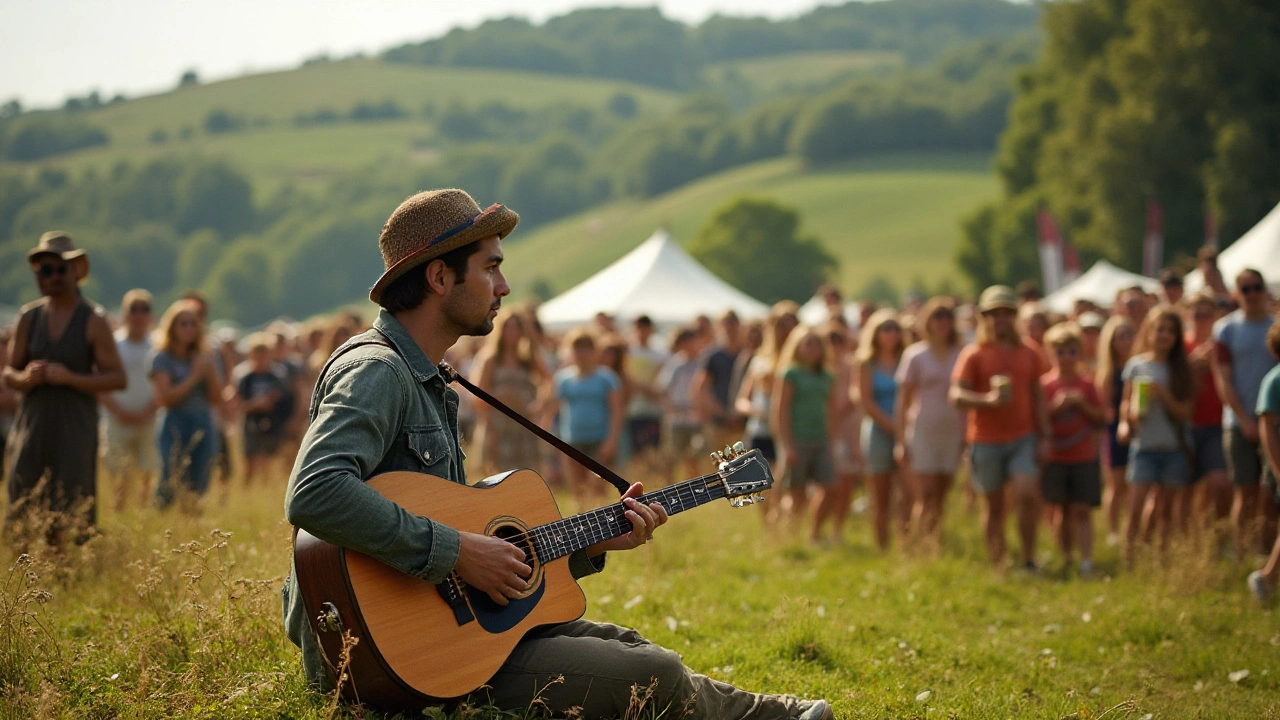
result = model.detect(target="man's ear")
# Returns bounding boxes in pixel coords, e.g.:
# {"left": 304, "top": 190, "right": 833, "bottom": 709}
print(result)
{"left": 424, "top": 258, "right": 450, "bottom": 297}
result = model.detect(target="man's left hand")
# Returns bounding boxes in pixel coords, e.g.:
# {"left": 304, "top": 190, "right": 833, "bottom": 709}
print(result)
{"left": 586, "top": 482, "right": 668, "bottom": 556}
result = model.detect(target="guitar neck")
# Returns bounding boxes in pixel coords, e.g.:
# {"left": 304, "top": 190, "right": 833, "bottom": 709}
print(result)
{"left": 530, "top": 474, "right": 726, "bottom": 563}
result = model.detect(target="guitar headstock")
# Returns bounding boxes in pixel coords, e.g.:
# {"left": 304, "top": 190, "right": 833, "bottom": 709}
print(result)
{"left": 711, "top": 442, "right": 774, "bottom": 507}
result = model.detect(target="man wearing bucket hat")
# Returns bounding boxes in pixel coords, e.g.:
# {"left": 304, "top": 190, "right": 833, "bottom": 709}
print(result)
{"left": 283, "top": 189, "right": 833, "bottom": 720}
{"left": 950, "top": 285, "right": 1051, "bottom": 571}
{"left": 3, "top": 231, "right": 125, "bottom": 539}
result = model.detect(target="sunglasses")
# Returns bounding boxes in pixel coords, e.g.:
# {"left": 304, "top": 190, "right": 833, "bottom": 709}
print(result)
{"left": 1240, "top": 283, "right": 1266, "bottom": 295}
{"left": 129, "top": 303, "right": 151, "bottom": 314}
{"left": 36, "top": 263, "right": 68, "bottom": 278}
{"left": 1055, "top": 347, "right": 1079, "bottom": 357}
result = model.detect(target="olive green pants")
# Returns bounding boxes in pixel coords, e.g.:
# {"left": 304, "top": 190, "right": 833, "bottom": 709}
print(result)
{"left": 464, "top": 620, "right": 803, "bottom": 720}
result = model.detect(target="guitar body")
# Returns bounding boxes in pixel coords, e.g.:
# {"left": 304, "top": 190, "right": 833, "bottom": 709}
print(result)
{"left": 293, "top": 469, "right": 587, "bottom": 710}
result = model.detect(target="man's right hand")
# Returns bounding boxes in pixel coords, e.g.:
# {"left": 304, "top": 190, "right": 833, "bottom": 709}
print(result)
{"left": 454, "top": 531, "right": 532, "bottom": 607}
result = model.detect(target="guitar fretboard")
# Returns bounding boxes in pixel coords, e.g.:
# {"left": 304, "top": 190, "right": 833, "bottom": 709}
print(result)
{"left": 528, "top": 475, "right": 726, "bottom": 562}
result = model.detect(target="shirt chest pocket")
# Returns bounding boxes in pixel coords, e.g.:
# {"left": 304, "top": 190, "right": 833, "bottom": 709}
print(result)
{"left": 402, "top": 425, "right": 453, "bottom": 476}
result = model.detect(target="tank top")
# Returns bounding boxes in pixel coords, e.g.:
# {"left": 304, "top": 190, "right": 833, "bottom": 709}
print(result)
{"left": 871, "top": 364, "right": 898, "bottom": 415}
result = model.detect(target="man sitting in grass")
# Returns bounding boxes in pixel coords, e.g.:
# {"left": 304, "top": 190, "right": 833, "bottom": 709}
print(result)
{"left": 1040, "top": 324, "right": 1105, "bottom": 576}
{"left": 1247, "top": 318, "right": 1280, "bottom": 603}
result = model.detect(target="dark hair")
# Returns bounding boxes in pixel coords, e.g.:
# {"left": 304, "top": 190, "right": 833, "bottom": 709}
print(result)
{"left": 379, "top": 240, "right": 483, "bottom": 314}
{"left": 1238, "top": 267, "right": 1265, "bottom": 287}
{"left": 1158, "top": 268, "right": 1183, "bottom": 286}
{"left": 1135, "top": 306, "right": 1193, "bottom": 401}
{"left": 634, "top": 315, "right": 653, "bottom": 328}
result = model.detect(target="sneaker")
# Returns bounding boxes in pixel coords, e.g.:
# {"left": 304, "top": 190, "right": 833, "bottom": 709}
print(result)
{"left": 1022, "top": 560, "right": 1044, "bottom": 576}
{"left": 1248, "top": 571, "right": 1272, "bottom": 604}
{"left": 1105, "top": 532, "right": 1119, "bottom": 547}
{"left": 1079, "top": 560, "right": 1095, "bottom": 578}
{"left": 797, "top": 699, "right": 834, "bottom": 720}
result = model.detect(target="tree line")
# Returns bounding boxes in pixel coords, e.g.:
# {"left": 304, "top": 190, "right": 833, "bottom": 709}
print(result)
{"left": 383, "top": 1, "right": 1038, "bottom": 89}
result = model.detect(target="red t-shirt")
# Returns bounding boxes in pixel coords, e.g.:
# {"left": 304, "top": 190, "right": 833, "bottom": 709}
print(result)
{"left": 953, "top": 342, "right": 1041, "bottom": 444}
{"left": 1186, "top": 337, "right": 1223, "bottom": 427}
{"left": 1041, "top": 369, "right": 1102, "bottom": 464}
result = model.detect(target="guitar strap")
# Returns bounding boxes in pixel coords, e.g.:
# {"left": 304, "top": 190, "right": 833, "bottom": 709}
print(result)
{"left": 437, "top": 362, "right": 631, "bottom": 496}
{"left": 322, "top": 328, "right": 630, "bottom": 496}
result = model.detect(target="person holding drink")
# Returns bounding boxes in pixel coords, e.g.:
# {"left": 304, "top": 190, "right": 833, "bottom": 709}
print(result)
{"left": 1119, "top": 306, "right": 1196, "bottom": 562}
{"left": 951, "top": 286, "right": 1052, "bottom": 570}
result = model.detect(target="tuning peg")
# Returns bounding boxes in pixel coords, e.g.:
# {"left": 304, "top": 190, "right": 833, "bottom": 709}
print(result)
{"left": 710, "top": 451, "right": 726, "bottom": 464}
{"left": 729, "top": 498, "right": 746, "bottom": 508}
{"left": 751, "top": 493, "right": 765, "bottom": 504}
{"left": 732, "top": 441, "right": 746, "bottom": 455}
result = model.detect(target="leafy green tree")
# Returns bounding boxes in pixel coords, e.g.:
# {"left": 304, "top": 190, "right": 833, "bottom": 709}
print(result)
{"left": 959, "top": 0, "right": 1280, "bottom": 288}
{"left": 175, "top": 229, "right": 224, "bottom": 290}
{"left": 175, "top": 162, "right": 254, "bottom": 237}
{"left": 202, "top": 241, "right": 276, "bottom": 325}
{"left": 688, "top": 197, "right": 836, "bottom": 304}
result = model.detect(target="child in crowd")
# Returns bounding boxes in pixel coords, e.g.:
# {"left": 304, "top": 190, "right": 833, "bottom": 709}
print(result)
{"left": 552, "top": 328, "right": 623, "bottom": 506}
{"left": 1120, "top": 306, "right": 1196, "bottom": 562}
{"left": 1096, "top": 315, "right": 1137, "bottom": 545}
{"left": 771, "top": 326, "right": 838, "bottom": 541}
{"left": 1040, "top": 324, "right": 1105, "bottom": 575}
{"left": 658, "top": 327, "right": 705, "bottom": 480}
{"left": 234, "top": 334, "right": 289, "bottom": 487}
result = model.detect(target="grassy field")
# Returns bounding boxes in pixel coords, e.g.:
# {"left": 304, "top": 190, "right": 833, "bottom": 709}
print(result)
{"left": 3, "top": 458, "right": 1277, "bottom": 720}
{"left": 22, "top": 58, "right": 678, "bottom": 190}
{"left": 504, "top": 153, "right": 997, "bottom": 301}
{"left": 703, "top": 51, "right": 904, "bottom": 97}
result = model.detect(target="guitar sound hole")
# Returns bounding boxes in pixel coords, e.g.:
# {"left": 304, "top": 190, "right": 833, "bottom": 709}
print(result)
{"left": 489, "top": 521, "right": 543, "bottom": 598}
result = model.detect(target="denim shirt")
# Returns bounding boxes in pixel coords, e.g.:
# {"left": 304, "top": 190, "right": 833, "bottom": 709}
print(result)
{"left": 281, "top": 310, "right": 603, "bottom": 688}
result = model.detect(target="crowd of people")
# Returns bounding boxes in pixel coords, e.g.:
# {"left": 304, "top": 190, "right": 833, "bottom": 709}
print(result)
{"left": 4, "top": 233, "right": 1280, "bottom": 602}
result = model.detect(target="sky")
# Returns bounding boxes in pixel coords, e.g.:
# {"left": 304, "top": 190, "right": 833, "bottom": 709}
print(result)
{"left": 1, "top": 0, "right": 834, "bottom": 108}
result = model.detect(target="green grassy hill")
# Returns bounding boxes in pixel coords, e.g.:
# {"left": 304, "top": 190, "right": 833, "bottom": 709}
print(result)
{"left": 25, "top": 58, "right": 678, "bottom": 191}
{"left": 503, "top": 153, "right": 996, "bottom": 301}
{"left": 703, "top": 50, "right": 904, "bottom": 97}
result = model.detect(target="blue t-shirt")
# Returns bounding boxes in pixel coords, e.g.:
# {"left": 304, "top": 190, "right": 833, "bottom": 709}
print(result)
{"left": 149, "top": 350, "right": 211, "bottom": 413}
{"left": 1214, "top": 310, "right": 1276, "bottom": 427}
{"left": 1258, "top": 364, "right": 1280, "bottom": 419}
{"left": 555, "top": 366, "right": 621, "bottom": 444}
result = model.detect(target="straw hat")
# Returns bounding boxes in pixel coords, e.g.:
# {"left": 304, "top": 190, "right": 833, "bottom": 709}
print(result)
{"left": 369, "top": 189, "right": 519, "bottom": 304}
{"left": 977, "top": 285, "right": 1017, "bottom": 313}
{"left": 27, "top": 231, "right": 90, "bottom": 281}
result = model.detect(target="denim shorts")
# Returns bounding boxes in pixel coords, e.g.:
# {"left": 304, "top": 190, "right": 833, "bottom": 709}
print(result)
{"left": 861, "top": 420, "right": 896, "bottom": 475}
{"left": 1128, "top": 449, "right": 1192, "bottom": 486}
{"left": 970, "top": 433, "right": 1038, "bottom": 494}
{"left": 1191, "top": 425, "right": 1226, "bottom": 477}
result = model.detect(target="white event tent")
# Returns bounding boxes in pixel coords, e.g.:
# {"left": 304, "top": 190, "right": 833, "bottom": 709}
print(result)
{"left": 1185, "top": 201, "right": 1280, "bottom": 293}
{"left": 537, "top": 229, "right": 769, "bottom": 328}
{"left": 1042, "top": 259, "right": 1160, "bottom": 314}
{"left": 798, "top": 295, "right": 860, "bottom": 329}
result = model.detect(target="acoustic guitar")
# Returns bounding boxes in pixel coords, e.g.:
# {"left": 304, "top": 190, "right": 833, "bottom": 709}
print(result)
{"left": 293, "top": 444, "right": 773, "bottom": 711}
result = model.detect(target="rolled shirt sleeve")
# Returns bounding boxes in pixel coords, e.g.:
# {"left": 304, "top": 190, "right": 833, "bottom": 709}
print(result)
{"left": 284, "top": 355, "right": 460, "bottom": 583}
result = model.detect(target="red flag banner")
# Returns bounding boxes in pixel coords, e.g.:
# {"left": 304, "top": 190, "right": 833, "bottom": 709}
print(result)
{"left": 1062, "top": 235, "right": 1081, "bottom": 284}
{"left": 1143, "top": 198, "right": 1164, "bottom": 277}
{"left": 1037, "top": 206, "right": 1064, "bottom": 293}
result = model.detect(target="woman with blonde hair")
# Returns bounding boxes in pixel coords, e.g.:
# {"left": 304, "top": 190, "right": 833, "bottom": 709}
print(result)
{"left": 895, "top": 297, "right": 964, "bottom": 542}
{"left": 735, "top": 301, "right": 800, "bottom": 468}
{"left": 150, "top": 299, "right": 222, "bottom": 509}
{"left": 471, "top": 308, "right": 549, "bottom": 475}
{"left": 856, "top": 308, "right": 907, "bottom": 550}
{"left": 771, "top": 325, "right": 837, "bottom": 539}
{"left": 1096, "top": 314, "right": 1137, "bottom": 544}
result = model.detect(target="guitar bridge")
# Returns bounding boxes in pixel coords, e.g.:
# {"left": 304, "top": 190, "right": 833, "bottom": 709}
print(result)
{"left": 436, "top": 574, "right": 475, "bottom": 626}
